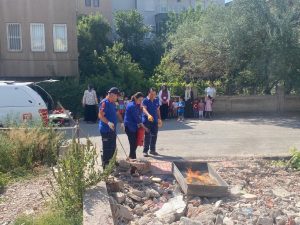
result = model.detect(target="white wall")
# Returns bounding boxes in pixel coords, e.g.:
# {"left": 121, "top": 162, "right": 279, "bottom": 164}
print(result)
{"left": 112, "top": 0, "right": 224, "bottom": 28}
{"left": 137, "top": 0, "right": 196, "bottom": 27}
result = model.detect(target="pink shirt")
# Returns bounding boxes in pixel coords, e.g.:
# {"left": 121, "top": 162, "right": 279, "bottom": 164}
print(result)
{"left": 205, "top": 99, "right": 213, "bottom": 112}
{"left": 198, "top": 102, "right": 205, "bottom": 111}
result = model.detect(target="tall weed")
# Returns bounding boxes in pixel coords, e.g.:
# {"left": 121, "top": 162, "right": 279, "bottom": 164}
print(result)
{"left": 289, "top": 147, "right": 300, "bottom": 170}
{"left": 0, "top": 125, "right": 64, "bottom": 173}
{"left": 51, "top": 139, "right": 115, "bottom": 223}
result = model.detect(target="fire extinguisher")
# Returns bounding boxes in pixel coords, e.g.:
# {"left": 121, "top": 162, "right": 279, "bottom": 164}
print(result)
{"left": 136, "top": 127, "right": 145, "bottom": 146}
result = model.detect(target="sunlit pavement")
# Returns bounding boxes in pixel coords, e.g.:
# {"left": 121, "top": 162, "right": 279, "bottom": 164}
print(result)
{"left": 78, "top": 114, "right": 300, "bottom": 160}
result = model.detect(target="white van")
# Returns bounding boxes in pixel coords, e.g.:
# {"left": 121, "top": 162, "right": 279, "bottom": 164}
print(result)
{"left": 0, "top": 81, "right": 54, "bottom": 127}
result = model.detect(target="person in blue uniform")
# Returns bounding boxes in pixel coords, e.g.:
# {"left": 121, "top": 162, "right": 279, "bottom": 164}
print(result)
{"left": 142, "top": 88, "right": 162, "bottom": 157}
{"left": 124, "top": 92, "right": 148, "bottom": 160}
{"left": 98, "top": 87, "right": 124, "bottom": 168}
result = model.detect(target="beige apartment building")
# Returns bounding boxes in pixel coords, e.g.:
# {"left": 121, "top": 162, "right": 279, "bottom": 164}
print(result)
{"left": 0, "top": 0, "right": 79, "bottom": 80}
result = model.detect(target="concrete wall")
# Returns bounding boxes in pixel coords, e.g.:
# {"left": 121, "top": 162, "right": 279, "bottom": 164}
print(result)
{"left": 0, "top": 0, "right": 79, "bottom": 80}
{"left": 213, "top": 95, "right": 300, "bottom": 113}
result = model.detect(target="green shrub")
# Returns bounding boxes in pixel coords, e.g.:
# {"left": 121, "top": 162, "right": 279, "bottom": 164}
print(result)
{"left": 51, "top": 139, "right": 115, "bottom": 223}
{"left": 14, "top": 209, "right": 81, "bottom": 225}
{"left": 289, "top": 147, "right": 300, "bottom": 170}
{"left": 0, "top": 172, "right": 8, "bottom": 192}
{"left": 0, "top": 124, "right": 64, "bottom": 190}
{"left": 0, "top": 133, "right": 16, "bottom": 172}
{"left": 0, "top": 125, "right": 64, "bottom": 171}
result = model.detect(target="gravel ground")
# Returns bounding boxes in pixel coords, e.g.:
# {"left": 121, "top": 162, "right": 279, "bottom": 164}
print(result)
{"left": 108, "top": 158, "right": 300, "bottom": 225}
{"left": 0, "top": 169, "right": 53, "bottom": 225}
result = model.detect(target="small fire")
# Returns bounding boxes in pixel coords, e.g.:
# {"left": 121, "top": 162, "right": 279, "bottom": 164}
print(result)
{"left": 186, "top": 168, "right": 217, "bottom": 185}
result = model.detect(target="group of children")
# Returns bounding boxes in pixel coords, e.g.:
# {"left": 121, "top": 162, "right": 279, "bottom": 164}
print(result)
{"left": 169, "top": 96, "right": 214, "bottom": 122}
{"left": 105, "top": 92, "right": 214, "bottom": 122}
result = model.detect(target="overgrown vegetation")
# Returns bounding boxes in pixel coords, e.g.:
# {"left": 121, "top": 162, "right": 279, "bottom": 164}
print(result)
{"left": 288, "top": 147, "right": 300, "bottom": 170}
{"left": 0, "top": 125, "right": 63, "bottom": 173}
{"left": 14, "top": 209, "right": 79, "bottom": 225}
{"left": 0, "top": 124, "right": 64, "bottom": 190}
{"left": 271, "top": 147, "right": 300, "bottom": 170}
{"left": 155, "top": 0, "right": 300, "bottom": 95}
{"left": 51, "top": 140, "right": 96, "bottom": 222}
{"left": 13, "top": 139, "right": 116, "bottom": 225}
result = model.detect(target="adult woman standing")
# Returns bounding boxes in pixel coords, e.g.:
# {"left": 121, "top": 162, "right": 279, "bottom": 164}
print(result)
{"left": 82, "top": 84, "right": 98, "bottom": 123}
{"left": 158, "top": 85, "right": 170, "bottom": 120}
{"left": 124, "top": 92, "right": 148, "bottom": 160}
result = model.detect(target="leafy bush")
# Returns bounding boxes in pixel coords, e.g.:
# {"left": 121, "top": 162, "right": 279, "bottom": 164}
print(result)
{"left": 0, "top": 125, "right": 64, "bottom": 173}
{"left": 0, "top": 133, "right": 16, "bottom": 172}
{"left": 77, "top": 13, "right": 112, "bottom": 78}
{"left": 0, "top": 172, "right": 8, "bottom": 192}
{"left": 271, "top": 147, "right": 300, "bottom": 171}
{"left": 14, "top": 209, "right": 80, "bottom": 225}
{"left": 289, "top": 147, "right": 300, "bottom": 170}
{"left": 51, "top": 139, "right": 115, "bottom": 222}
{"left": 41, "top": 43, "right": 148, "bottom": 119}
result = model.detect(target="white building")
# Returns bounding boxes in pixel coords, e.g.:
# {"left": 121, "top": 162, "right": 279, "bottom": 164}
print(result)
{"left": 77, "top": 0, "right": 225, "bottom": 34}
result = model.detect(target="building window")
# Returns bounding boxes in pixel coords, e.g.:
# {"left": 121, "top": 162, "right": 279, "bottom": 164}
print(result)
{"left": 93, "top": 0, "right": 99, "bottom": 7}
{"left": 6, "top": 23, "right": 22, "bottom": 51}
{"left": 30, "top": 23, "right": 45, "bottom": 52}
{"left": 85, "top": 0, "right": 91, "bottom": 7}
{"left": 53, "top": 24, "right": 68, "bottom": 52}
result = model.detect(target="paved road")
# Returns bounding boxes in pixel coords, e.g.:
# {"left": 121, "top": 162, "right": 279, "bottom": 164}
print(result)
{"left": 78, "top": 114, "right": 300, "bottom": 160}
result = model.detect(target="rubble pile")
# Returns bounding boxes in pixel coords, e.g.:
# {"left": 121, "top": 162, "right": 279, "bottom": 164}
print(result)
{"left": 107, "top": 159, "right": 300, "bottom": 225}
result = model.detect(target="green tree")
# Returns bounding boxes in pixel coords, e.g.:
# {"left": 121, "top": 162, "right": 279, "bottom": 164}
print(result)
{"left": 114, "top": 10, "right": 149, "bottom": 49}
{"left": 151, "top": 54, "right": 186, "bottom": 95}
{"left": 91, "top": 43, "right": 146, "bottom": 96}
{"left": 158, "top": 0, "right": 300, "bottom": 95}
{"left": 77, "top": 13, "right": 112, "bottom": 77}
{"left": 228, "top": 0, "right": 300, "bottom": 94}
{"left": 165, "top": 5, "right": 229, "bottom": 82}
{"left": 114, "top": 10, "right": 163, "bottom": 77}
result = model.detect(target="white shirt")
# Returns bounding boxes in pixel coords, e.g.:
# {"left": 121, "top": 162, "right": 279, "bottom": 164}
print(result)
{"left": 82, "top": 90, "right": 97, "bottom": 105}
{"left": 158, "top": 90, "right": 170, "bottom": 105}
{"left": 205, "top": 87, "right": 216, "bottom": 98}
{"left": 185, "top": 87, "right": 192, "bottom": 101}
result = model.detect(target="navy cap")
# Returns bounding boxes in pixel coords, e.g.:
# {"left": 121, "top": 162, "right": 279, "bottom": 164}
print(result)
{"left": 108, "top": 87, "right": 120, "bottom": 95}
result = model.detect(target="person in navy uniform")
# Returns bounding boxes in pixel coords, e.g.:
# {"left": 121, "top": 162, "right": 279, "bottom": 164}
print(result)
{"left": 98, "top": 87, "right": 124, "bottom": 168}
{"left": 124, "top": 92, "right": 148, "bottom": 160}
{"left": 142, "top": 88, "right": 162, "bottom": 157}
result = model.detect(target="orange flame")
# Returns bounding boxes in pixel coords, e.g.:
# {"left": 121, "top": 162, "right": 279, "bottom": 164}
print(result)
{"left": 186, "top": 168, "right": 217, "bottom": 185}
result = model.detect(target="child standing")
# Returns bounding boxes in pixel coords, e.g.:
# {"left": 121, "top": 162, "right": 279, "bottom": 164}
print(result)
{"left": 124, "top": 96, "right": 129, "bottom": 109}
{"left": 177, "top": 96, "right": 185, "bottom": 122}
{"left": 117, "top": 94, "right": 125, "bottom": 118}
{"left": 193, "top": 100, "right": 199, "bottom": 118}
{"left": 198, "top": 98, "right": 205, "bottom": 119}
{"left": 172, "top": 98, "right": 178, "bottom": 118}
{"left": 205, "top": 96, "right": 213, "bottom": 119}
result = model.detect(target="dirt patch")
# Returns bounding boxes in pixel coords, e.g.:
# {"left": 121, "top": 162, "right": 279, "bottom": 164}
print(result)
{"left": 0, "top": 169, "right": 54, "bottom": 224}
